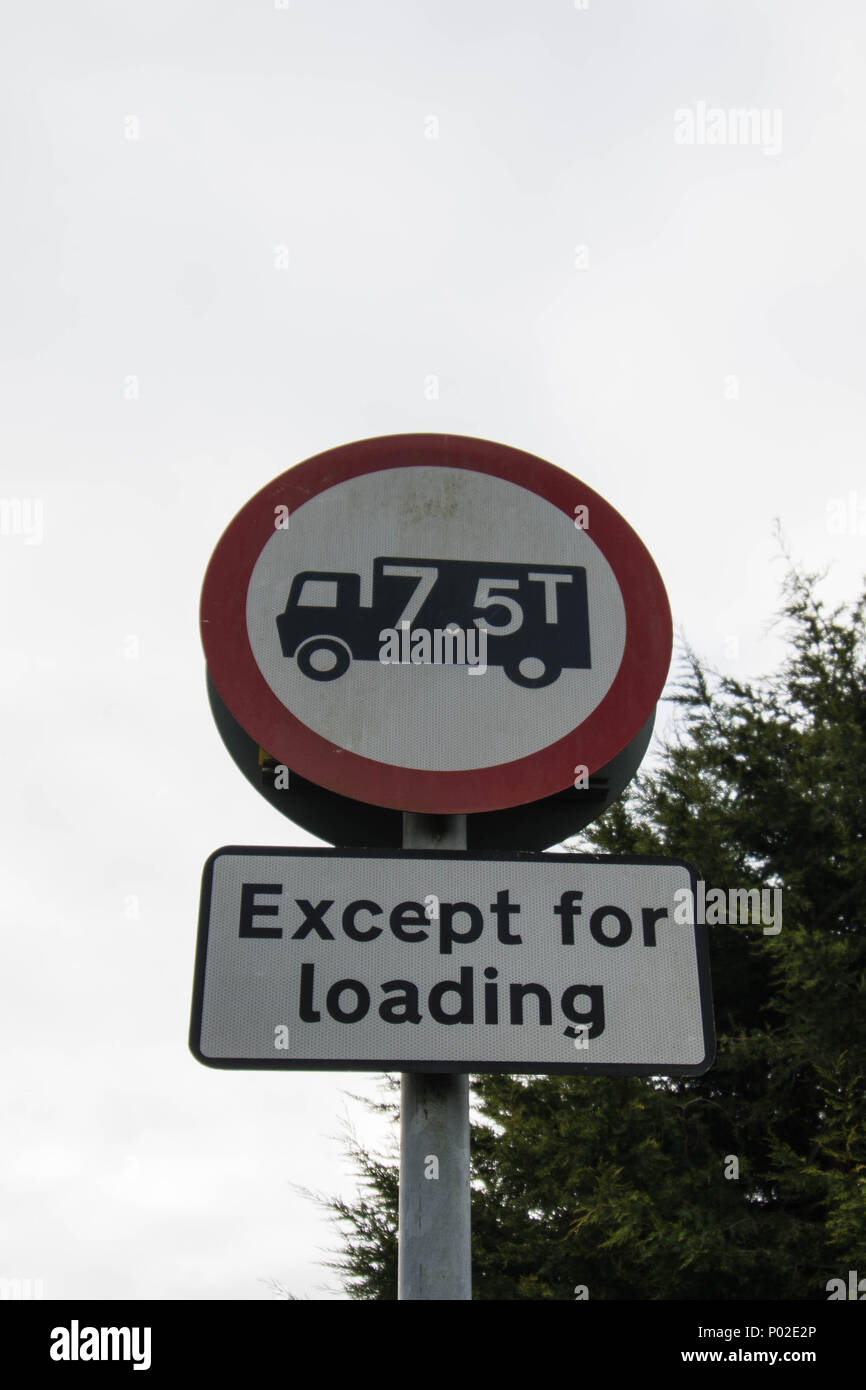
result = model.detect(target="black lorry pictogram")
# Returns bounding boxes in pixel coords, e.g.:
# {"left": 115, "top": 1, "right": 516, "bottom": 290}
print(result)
{"left": 275, "top": 557, "right": 590, "bottom": 689}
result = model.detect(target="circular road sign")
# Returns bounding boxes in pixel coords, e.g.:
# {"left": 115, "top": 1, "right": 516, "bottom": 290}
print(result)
{"left": 201, "top": 434, "right": 672, "bottom": 815}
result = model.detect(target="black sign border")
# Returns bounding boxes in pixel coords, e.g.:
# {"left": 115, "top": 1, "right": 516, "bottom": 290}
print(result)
{"left": 190, "top": 847, "right": 716, "bottom": 1076}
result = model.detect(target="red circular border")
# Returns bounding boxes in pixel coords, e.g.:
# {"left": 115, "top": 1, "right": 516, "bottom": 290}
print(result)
{"left": 201, "top": 434, "right": 672, "bottom": 814}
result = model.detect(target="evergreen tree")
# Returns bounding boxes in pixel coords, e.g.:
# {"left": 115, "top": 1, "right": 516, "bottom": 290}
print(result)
{"left": 324, "top": 1124, "right": 400, "bottom": 1301}
{"left": 321, "top": 566, "right": 866, "bottom": 1298}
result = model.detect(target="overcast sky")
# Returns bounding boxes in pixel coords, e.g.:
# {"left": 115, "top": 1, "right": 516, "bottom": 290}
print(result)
{"left": 2, "top": 0, "right": 865, "bottom": 1300}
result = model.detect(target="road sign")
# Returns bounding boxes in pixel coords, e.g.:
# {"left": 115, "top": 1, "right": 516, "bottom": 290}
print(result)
{"left": 200, "top": 434, "right": 672, "bottom": 815}
{"left": 190, "top": 848, "right": 715, "bottom": 1075}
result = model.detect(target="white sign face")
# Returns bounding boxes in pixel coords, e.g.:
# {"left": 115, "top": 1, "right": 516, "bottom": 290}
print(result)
{"left": 191, "top": 849, "right": 715, "bottom": 1075}
{"left": 246, "top": 467, "right": 626, "bottom": 771}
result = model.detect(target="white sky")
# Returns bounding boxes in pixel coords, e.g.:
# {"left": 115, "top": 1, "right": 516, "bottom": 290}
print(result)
{"left": 2, "top": 0, "right": 865, "bottom": 1300}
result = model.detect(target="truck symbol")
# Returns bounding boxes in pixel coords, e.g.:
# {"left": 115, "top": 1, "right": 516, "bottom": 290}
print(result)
{"left": 275, "top": 557, "right": 590, "bottom": 689}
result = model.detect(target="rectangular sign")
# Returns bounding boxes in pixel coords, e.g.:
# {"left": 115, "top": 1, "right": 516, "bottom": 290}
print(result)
{"left": 190, "top": 848, "right": 714, "bottom": 1074}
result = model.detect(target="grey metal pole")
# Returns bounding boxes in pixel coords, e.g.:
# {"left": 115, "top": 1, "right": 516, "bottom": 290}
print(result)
{"left": 398, "top": 812, "right": 471, "bottom": 1300}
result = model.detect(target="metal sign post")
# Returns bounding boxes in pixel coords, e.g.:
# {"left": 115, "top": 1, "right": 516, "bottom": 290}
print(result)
{"left": 398, "top": 812, "right": 471, "bottom": 1300}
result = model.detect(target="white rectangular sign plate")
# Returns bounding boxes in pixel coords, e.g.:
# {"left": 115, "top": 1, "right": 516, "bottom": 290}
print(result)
{"left": 190, "top": 848, "right": 714, "bottom": 1074}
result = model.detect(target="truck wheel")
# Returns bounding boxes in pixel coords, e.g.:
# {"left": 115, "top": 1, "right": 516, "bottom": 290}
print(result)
{"left": 504, "top": 657, "right": 561, "bottom": 689}
{"left": 296, "top": 637, "right": 351, "bottom": 681}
